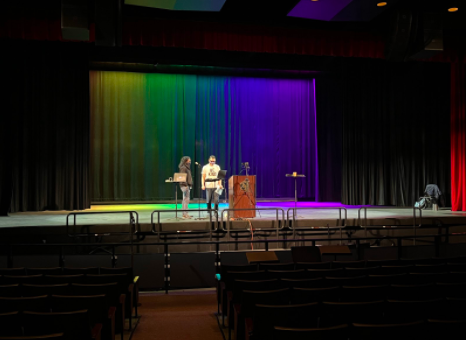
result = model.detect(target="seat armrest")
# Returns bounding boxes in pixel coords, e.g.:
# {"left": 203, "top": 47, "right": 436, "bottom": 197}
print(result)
{"left": 245, "top": 317, "right": 254, "bottom": 340}
{"left": 91, "top": 323, "right": 103, "bottom": 340}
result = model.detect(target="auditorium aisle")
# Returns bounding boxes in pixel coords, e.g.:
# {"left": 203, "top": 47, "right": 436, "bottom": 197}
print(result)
{"left": 132, "top": 290, "right": 224, "bottom": 340}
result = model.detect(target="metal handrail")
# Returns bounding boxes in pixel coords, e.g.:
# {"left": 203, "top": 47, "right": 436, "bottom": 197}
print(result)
{"left": 66, "top": 211, "right": 139, "bottom": 235}
{"left": 357, "top": 207, "right": 423, "bottom": 227}
{"left": 219, "top": 208, "right": 285, "bottom": 245}
{"left": 149, "top": 209, "right": 217, "bottom": 235}
{"left": 286, "top": 207, "right": 348, "bottom": 242}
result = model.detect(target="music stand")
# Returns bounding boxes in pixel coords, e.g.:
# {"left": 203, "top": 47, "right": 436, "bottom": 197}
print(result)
{"left": 204, "top": 170, "right": 227, "bottom": 218}
{"left": 286, "top": 173, "right": 306, "bottom": 218}
{"left": 166, "top": 173, "right": 187, "bottom": 219}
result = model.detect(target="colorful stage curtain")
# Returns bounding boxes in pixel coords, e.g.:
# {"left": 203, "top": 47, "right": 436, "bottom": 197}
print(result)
{"left": 450, "top": 60, "right": 466, "bottom": 211}
{"left": 90, "top": 71, "right": 317, "bottom": 201}
{"left": 340, "top": 60, "right": 451, "bottom": 206}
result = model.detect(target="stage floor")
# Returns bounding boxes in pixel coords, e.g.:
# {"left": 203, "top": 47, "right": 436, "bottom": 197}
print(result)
{"left": 0, "top": 202, "right": 465, "bottom": 228}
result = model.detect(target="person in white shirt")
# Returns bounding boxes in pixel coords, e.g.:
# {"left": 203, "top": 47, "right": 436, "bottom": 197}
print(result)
{"left": 201, "top": 155, "right": 223, "bottom": 216}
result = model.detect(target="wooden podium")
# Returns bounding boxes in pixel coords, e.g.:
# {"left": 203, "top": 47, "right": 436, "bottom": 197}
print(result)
{"left": 228, "top": 175, "right": 256, "bottom": 218}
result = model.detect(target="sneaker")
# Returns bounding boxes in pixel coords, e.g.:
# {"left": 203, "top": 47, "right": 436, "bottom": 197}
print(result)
{"left": 182, "top": 215, "right": 192, "bottom": 219}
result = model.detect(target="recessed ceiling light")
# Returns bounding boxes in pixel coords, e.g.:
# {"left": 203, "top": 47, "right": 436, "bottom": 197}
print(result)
{"left": 377, "top": 2, "right": 387, "bottom": 6}
{"left": 448, "top": 7, "right": 458, "bottom": 12}
{"left": 311, "top": 0, "right": 319, "bottom": 2}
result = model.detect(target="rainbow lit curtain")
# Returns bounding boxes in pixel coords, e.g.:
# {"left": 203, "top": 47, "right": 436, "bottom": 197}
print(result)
{"left": 90, "top": 71, "right": 317, "bottom": 201}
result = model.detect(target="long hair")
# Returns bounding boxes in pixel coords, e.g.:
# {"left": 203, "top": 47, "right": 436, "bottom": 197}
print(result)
{"left": 179, "top": 156, "right": 190, "bottom": 169}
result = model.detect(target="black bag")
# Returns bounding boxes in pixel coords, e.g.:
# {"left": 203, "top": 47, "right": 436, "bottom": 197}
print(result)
{"left": 414, "top": 196, "right": 432, "bottom": 209}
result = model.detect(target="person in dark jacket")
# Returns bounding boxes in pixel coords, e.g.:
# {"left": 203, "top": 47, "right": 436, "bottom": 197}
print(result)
{"left": 179, "top": 156, "right": 193, "bottom": 218}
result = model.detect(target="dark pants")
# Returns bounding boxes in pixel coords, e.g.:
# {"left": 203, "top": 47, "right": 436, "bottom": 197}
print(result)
{"left": 206, "top": 188, "right": 219, "bottom": 212}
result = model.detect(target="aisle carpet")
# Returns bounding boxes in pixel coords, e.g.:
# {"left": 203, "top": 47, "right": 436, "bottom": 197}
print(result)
{"left": 132, "top": 291, "right": 223, "bottom": 340}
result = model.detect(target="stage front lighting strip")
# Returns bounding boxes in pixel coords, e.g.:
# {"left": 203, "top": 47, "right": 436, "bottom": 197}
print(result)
{"left": 125, "top": 0, "right": 227, "bottom": 11}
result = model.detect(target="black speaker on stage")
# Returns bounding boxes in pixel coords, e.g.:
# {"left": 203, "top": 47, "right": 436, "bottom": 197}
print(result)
{"left": 61, "top": 0, "right": 90, "bottom": 41}
{"left": 385, "top": 10, "right": 418, "bottom": 62}
{"left": 409, "top": 13, "right": 443, "bottom": 60}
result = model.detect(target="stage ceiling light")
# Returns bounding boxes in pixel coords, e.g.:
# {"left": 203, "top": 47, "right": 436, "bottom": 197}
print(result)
{"left": 377, "top": 2, "right": 387, "bottom": 7}
{"left": 448, "top": 8, "right": 458, "bottom": 12}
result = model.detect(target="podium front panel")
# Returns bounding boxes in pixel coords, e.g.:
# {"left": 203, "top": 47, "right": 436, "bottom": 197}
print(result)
{"left": 228, "top": 175, "right": 256, "bottom": 218}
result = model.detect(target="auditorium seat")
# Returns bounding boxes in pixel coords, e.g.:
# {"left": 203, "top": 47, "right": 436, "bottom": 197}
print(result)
{"left": 267, "top": 270, "right": 307, "bottom": 280}
{"left": 234, "top": 288, "right": 289, "bottom": 340}
{"left": 0, "top": 285, "right": 20, "bottom": 297}
{"left": 0, "top": 333, "right": 65, "bottom": 340}
{"left": 63, "top": 268, "right": 99, "bottom": 275}
{"left": 378, "top": 265, "right": 414, "bottom": 275}
{"left": 340, "top": 285, "right": 388, "bottom": 302}
{"left": 332, "top": 260, "right": 366, "bottom": 269}
{"left": 0, "top": 311, "right": 22, "bottom": 336}
{"left": 280, "top": 278, "right": 327, "bottom": 289}
{"left": 440, "top": 298, "right": 466, "bottom": 320}
{"left": 272, "top": 324, "right": 348, "bottom": 340}
{"left": 0, "top": 296, "right": 49, "bottom": 313}
{"left": 259, "top": 263, "right": 295, "bottom": 271}
{"left": 405, "top": 272, "right": 448, "bottom": 284}
{"left": 249, "top": 303, "right": 320, "bottom": 340}
{"left": 291, "top": 287, "right": 339, "bottom": 303}
{"left": 345, "top": 266, "right": 379, "bottom": 277}
{"left": 0, "top": 269, "right": 27, "bottom": 276}
{"left": 325, "top": 275, "right": 368, "bottom": 287}
{"left": 22, "top": 284, "right": 69, "bottom": 297}
{"left": 367, "top": 273, "right": 407, "bottom": 285}
{"left": 426, "top": 319, "right": 466, "bottom": 340}
{"left": 446, "top": 263, "right": 466, "bottom": 272}
{"left": 1, "top": 275, "right": 43, "bottom": 285}
{"left": 435, "top": 282, "right": 466, "bottom": 299}
{"left": 386, "top": 298, "right": 443, "bottom": 322}
{"left": 388, "top": 283, "right": 436, "bottom": 301}
{"left": 27, "top": 268, "right": 62, "bottom": 276}
{"left": 352, "top": 320, "right": 424, "bottom": 340}
{"left": 306, "top": 268, "right": 344, "bottom": 278}
{"left": 366, "top": 259, "right": 400, "bottom": 267}
{"left": 23, "top": 310, "right": 102, "bottom": 340}
{"left": 84, "top": 274, "right": 133, "bottom": 330}
{"left": 321, "top": 300, "right": 385, "bottom": 326}
{"left": 51, "top": 295, "right": 113, "bottom": 340}
{"left": 411, "top": 263, "right": 447, "bottom": 273}
{"left": 295, "top": 262, "right": 331, "bottom": 270}
{"left": 44, "top": 275, "right": 84, "bottom": 285}
{"left": 70, "top": 283, "right": 125, "bottom": 339}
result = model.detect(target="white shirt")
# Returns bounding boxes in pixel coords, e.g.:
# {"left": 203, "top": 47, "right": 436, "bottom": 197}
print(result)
{"left": 202, "top": 164, "right": 221, "bottom": 189}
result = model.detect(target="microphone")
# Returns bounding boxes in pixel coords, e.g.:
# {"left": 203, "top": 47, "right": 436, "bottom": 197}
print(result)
{"left": 195, "top": 162, "right": 201, "bottom": 166}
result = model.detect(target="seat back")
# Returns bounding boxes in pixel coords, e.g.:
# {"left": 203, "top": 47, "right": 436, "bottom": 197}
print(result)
{"left": 23, "top": 310, "right": 94, "bottom": 340}
{"left": 2, "top": 275, "right": 43, "bottom": 285}
{"left": 291, "top": 287, "right": 339, "bottom": 303}
{"left": 27, "top": 268, "right": 62, "bottom": 276}
{"left": 280, "top": 278, "right": 327, "bottom": 289}
{"left": 0, "top": 296, "right": 49, "bottom": 313}
{"left": 259, "top": 263, "right": 295, "bottom": 271}
{"left": 0, "top": 268, "right": 26, "bottom": 276}
{"left": 340, "top": 285, "right": 388, "bottom": 302}
{"left": 241, "top": 288, "right": 289, "bottom": 316}
{"left": 295, "top": 262, "right": 331, "bottom": 270}
{"left": 273, "top": 324, "right": 348, "bottom": 340}
{"left": 0, "top": 285, "right": 20, "bottom": 297}
{"left": 50, "top": 295, "right": 107, "bottom": 326}
{"left": 254, "top": 303, "right": 320, "bottom": 339}
{"left": 62, "top": 268, "right": 99, "bottom": 275}
{"left": 352, "top": 321, "right": 424, "bottom": 340}
{"left": 332, "top": 261, "right": 366, "bottom": 269}
{"left": 322, "top": 300, "right": 385, "bottom": 326}
{"left": 0, "top": 311, "right": 22, "bottom": 336}
{"left": 306, "top": 268, "right": 344, "bottom": 278}
{"left": 267, "top": 270, "right": 307, "bottom": 280}
{"left": 44, "top": 275, "right": 84, "bottom": 285}
{"left": 22, "top": 285, "right": 70, "bottom": 297}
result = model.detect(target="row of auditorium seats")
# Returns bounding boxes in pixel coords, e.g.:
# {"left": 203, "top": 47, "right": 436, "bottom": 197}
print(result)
{"left": 218, "top": 257, "right": 465, "bottom": 340}
{"left": 0, "top": 267, "right": 138, "bottom": 340}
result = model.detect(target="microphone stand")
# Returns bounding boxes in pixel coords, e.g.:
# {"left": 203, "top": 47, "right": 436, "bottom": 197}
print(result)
{"left": 194, "top": 163, "right": 204, "bottom": 220}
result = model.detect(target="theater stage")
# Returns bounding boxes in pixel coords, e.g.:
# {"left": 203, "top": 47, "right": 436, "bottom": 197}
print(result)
{"left": 0, "top": 201, "right": 465, "bottom": 230}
